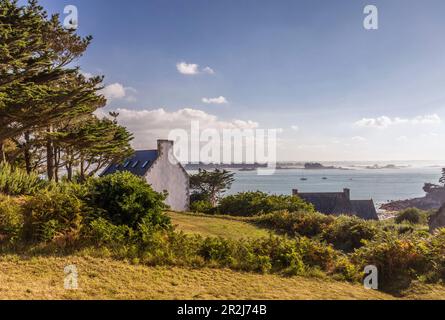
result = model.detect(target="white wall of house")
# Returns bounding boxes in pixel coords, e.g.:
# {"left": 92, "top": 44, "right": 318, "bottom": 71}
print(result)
{"left": 145, "top": 140, "right": 190, "bottom": 212}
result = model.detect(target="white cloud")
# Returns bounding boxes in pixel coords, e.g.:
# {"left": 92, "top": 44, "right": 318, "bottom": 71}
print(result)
{"left": 203, "top": 66, "right": 215, "bottom": 74}
{"left": 412, "top": 114, "right": 442, "bottom": 124}
{"left": 396, "top": 136, "right": 408, "bottom": 142}
{"left": 176, "top": 62, "right": 199, "bottom": 75}
{"left": 202, "top": 96, "right": 228, "bottom": 104}
{"left": 354, "top": 114, "right": 441, "bottom": 129}
{"left": 99, "top": 107, "right": 259, "bottom": 149}
{"left": 351, "top": 136, "right": 366, "bottom": 142}
{"left": 100, "top": 83, "right": 137, "bottom": 102}
{"left": 176, "top": 62, "right": 215, "bottom": 75}
{"left": 291, "top": 125, "right": 299, "bottom": 131}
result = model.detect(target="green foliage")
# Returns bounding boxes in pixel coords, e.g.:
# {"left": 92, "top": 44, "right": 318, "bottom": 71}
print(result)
{"left": 322, "top": 216, "right": 380, "bottom": 252}
{"left": 0, "top": 162, "right": 46, "bottom": 196}
{"left": 253, "top": 211, "right": 379, "bottom": 252}
{"left": 0, "top": 194, "right": 24, "bottom": 243}
{"left": 218, "top": 191, "right": 315, "bottom": 217}
{"left": 190, "top": 169, "right": 235, "bottom": 206}
{"left": 23, "top": 183, "right": 88, "bottom": 242}
{"left": 87, "top": 172, "right": 170, "bottom": 229}
{"left": 425, "top": 229, "right": 445, "bottom": 281}
{"left": 54, "top": 115, "right": 134, "bottom": 181}
{"left": 88, "top": 217, "right": 136, "bottom": 246}
{"left": 395, "top": 208, "right": 427, "bottom": 225}
{"left": 253, "top": 210, "right": 334, "bottom": 237}
{"left": 190, "top": 200, "right": 214, "bottom": 214}
{"left": 0, "top": 0, "right": 98, "bottom": 142}
{"left": 352, "top": 232, "right": 431, "bottom": 291}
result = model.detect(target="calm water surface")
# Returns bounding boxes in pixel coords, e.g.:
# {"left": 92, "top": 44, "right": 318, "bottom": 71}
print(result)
{"left": 190, "top": 165, "right": 443, "bottom": 207}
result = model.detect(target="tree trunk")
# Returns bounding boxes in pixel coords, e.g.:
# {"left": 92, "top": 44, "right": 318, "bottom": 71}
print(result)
{"left": 46, "top": 126, "right": 54, "bottom": 181}
{"left": 54, "top": 147, "right": 59, "bottom": 183}
{"left": 24, "top": 131, "right": 32, "bottom": 174}
{"left": 0, "top": 140, "right": 5, "bottom": 163}
{"left": 80, "top": 155, "right": 85, "bottom": 182}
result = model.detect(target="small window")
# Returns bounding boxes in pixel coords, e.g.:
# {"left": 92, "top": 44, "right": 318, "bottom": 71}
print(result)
{"left": 132, "top": 161, "right": 139, "bottom": 168}
{"left": 124, "top": 161, "right": 130, "bottom": 168}
{"left": 142, "top": 161, "right": 149, "bottom": 168}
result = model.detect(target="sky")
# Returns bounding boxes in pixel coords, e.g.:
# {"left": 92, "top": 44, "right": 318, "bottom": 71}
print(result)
{"left": 37, "top": 0, "right": 445, "bottom": 161}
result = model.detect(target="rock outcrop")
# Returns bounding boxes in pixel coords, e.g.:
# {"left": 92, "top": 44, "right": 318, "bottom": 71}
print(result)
{"left": 380, "top": 187, "right": 445, "bottom": 212}
{"left": 429, "top": 205, "right": 445, "bottom": 233}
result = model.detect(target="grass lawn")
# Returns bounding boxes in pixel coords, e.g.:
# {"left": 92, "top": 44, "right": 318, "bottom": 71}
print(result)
{"left": 2, "top": 211, "right": 444, "bottom": 300}
{"left": 167, "top": 211, "right": 271, "bottom": 240}
{"left": 3, "top": 255, "right": 444, "bottom": 300}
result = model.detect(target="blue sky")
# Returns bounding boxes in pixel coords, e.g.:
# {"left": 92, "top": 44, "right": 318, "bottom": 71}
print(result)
{"left": 38, "top": 0, "right": 445, "bottom": 161}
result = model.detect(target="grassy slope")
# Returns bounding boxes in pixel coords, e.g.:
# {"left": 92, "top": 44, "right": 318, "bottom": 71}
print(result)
{"left": 0, "top": 255, "right": 395, "bottom": 300}
{"left": 1, "top": 255, "right": 444, "bottom": 300}
{"left": 167, "top": 211, "right": 271, "bottom": 239}
{"left": 2, "top": 212, "right": 444, "bottom": 300}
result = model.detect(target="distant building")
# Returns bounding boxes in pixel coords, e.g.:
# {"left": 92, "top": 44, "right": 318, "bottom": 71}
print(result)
{"left": 292, "top": 188, "right": 378, "bottom": 220}
{"left": 101, "top": 140, "right": 190, "bottom": 212}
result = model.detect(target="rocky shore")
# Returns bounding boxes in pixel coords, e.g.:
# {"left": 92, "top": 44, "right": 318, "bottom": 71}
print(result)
{"left": 380, "top": 193, "right": 444, "bottom": 212}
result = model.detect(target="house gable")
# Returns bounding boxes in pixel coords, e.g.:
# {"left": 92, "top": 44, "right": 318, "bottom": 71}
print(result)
{"left": 293, "top": 188, "right": 378, "bottom": 220}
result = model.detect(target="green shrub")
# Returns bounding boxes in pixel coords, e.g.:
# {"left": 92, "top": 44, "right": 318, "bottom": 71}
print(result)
{"left": 253, "top": 210, "right": 334, "bottom": 238}
{"left": 190, "top": 200, "right": 214, "bottom": 214}
{"left": 322, "top": 216, "right": 380, "bottom": 252}
{"left": 88, "top": 217, "right": 135, "bottom": 246}
{"left": 23, "top": 183, "right": 88, "bottom": 242}
{"left": 395, "top": 208, "right": 427, "bottom": 225}
{"left": 87, "top": 172, "right": 170, "bottom": 229}
{"left": 253, "top": 211, "right": 378, "bottom": 252}
{"left": 352, "top": 232, "right": 430, "bottom": 291}
{"left": 0, "top": 162, "right": 47, "bottom": 196}
{"left": 424, "top": 229, "right": 445, "bottom": 282}
{"left": 218, "top": 191, "right": 315, "bottom": 216}
{"left": 0, "top": 195, "right": 24, "bottom": 243}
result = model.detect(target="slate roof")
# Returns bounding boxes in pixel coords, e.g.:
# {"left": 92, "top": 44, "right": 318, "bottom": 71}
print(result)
{"left": 297, "top": 192, "right": 355, "bottom": 217}
{"left": 100, "top": 150, "right": 159, "bottom": 177}
{"left": 351, "top": 200, "right": 379, "bottom": 220}
{"left": 295, "top": 190, "right": 379, "bottom": 220}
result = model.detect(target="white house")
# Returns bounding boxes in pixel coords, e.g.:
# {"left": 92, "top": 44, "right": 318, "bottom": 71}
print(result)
{"left": 101, "top": 140, "right": 190, "bottom": 212}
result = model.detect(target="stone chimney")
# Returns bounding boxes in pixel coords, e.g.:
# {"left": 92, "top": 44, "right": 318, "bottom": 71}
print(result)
{"left": 157, "top": 140, "right": 177, "bottom": 165}
{"left": 343, "top": 188, "right": 350, "bottom": 201}
{"left": 157, "top": 139, "right": 173, "bottom": 154}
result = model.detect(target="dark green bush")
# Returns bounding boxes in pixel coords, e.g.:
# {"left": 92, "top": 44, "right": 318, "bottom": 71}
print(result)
{"left": 88, "top": 217, "right": 136, "bottom": 246}
{"left": 352, "top": 232, "right": 430, "bottom": 291}
{"left": 190, "top": 200, "right": 214, "bottom": 214}
{"left": 322, "top": 216, "right": 380, "bottom": 252}
{"left": 218, "top": 191, "right": 315, "bottom": 216}
{"left": 0, "top": 195, "right": 24, "bottom": 243}
{"left": 395, "top": 208, "right": 427, "bottom": 225}
{"left": 253, "top": 210, "right": 334, "bottom": 238}
{"left": 87, "top": 172, "right": 170, "bottom": 229}
{"left": 0, "top": 162, "right": 47, "bottom": 196}
{"left": 23, "top": 183, "right": 89, "bottom": 242}
{"left": 252, "top": 211, "right": 378, "bottom": 252}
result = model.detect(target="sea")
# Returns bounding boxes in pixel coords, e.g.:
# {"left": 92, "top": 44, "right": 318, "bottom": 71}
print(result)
{"left": 188, "top": 161, "right": 445, "bottom": 210}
